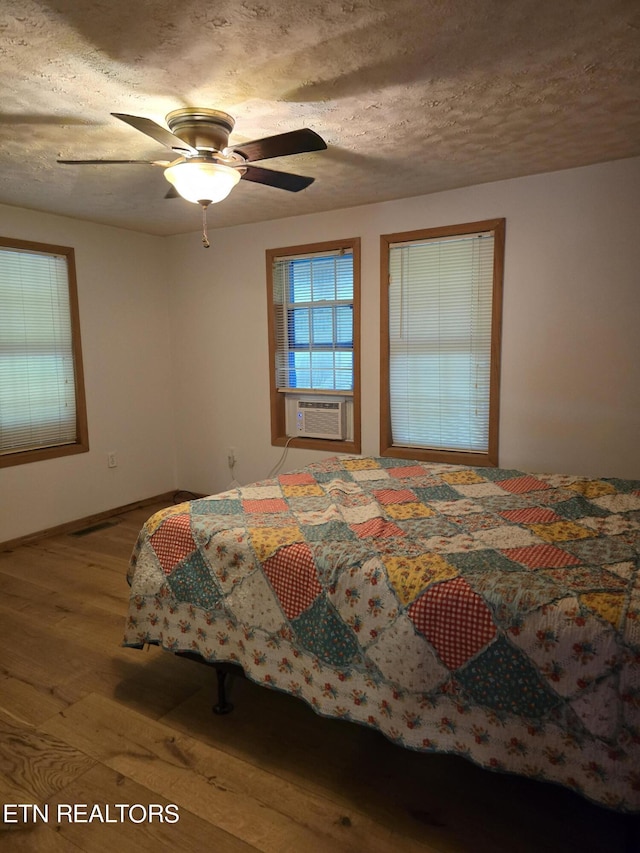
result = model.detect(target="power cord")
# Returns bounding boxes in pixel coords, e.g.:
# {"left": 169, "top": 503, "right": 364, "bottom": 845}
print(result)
{"left": 267, "top": 436, "right": 294, "bottom": 479}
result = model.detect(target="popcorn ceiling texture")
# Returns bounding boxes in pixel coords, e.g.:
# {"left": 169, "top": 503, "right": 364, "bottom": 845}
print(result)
{"left": 1, "top": 0, "right": 639, "bottom": 235}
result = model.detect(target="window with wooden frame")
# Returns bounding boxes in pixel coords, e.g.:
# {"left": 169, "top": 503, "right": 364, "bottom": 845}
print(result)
{"left": 266, "top": 237, "right": 361, "bottom": 453}
{"left": 380, "top": 219, "right": 505, "bottom": 466}
{"left": 0, "top": 236, "right": 89, "bottom": 468}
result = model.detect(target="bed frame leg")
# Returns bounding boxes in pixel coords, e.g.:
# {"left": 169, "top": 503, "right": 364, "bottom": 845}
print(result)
{"left": 213, "top": 666, "right": 234, "bottom": 715}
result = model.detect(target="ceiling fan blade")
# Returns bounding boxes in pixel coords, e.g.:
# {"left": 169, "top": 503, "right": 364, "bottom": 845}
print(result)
{"left": 231, "top": 128, "right": 326, "bottom": 163}
{"left": 240, "top": 164, "right": 314, "bottom": 192}
{"left": 57, "top": 159, "right": 170, "bottom": 165}
{"left": 111, "top": 113, "right": 198, "bottom": 155}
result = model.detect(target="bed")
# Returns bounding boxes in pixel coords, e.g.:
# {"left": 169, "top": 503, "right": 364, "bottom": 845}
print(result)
{"left": 123, "top": 455, "right": 640, "bottom": 812}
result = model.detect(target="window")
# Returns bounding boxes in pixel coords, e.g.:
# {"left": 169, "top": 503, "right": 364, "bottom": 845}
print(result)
{"left": 380, "top": 219, "right": 505, "bottom": 466}
{"left": 0, "top": 236, "right": 88, "bottom": 468}
{"left": 267, "top": 238, "right": 361, "bottom": 452}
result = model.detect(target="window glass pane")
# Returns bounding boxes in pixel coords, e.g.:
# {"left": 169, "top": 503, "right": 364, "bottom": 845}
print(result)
{"left": 290, "top": 308, "right": 309, "bottom": 346}
{"left": 290, "top": 259, "right": 311, "bottom": 302}
{"left": 290, "top": 351, "right": 311, "bottom": 389}
{"left": 311, "top": 257, "right": 336, "bottom": 302}
{"left": 311, "top": 307, "right": 333, "bottom": 346}
{"left": 335, "top": 305, "right": 353, "bottom": 346}
{"left": 336, "top": 255, "right": 354, "bottom": 300}
{"left": 310, "top": 350, "right": 334, "bottom": 389}
{"left": 335, "top": 350, "right": 353, "bottom": 390}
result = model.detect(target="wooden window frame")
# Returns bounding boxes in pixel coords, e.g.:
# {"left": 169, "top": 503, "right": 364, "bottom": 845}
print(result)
{"left": 266, "top": 237, "right": 361, "bottom": 453}
{"left": 380, "top": 219, "right": 505, "bottom": 467}
{"left": 0, "top": 236, "right": 89, "bottom": 469}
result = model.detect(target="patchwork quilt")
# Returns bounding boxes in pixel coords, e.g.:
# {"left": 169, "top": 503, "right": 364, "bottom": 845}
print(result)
{"left": 124, "top": 456, "right": 640, "bottom": 811}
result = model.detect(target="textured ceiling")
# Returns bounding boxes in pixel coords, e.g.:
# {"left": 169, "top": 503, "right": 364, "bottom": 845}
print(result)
{"left": 1, "top": 0, "right": 639, "bottom": 236}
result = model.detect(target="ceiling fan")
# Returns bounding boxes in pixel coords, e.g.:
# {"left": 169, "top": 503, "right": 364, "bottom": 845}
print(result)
{"left": 58, "top": 108, "right": 327, "bottom": 245}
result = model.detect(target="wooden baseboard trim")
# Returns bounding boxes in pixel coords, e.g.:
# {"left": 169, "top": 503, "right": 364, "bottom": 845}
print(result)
{"left": 0, "top": 491, "right": 179, "bottom": 552}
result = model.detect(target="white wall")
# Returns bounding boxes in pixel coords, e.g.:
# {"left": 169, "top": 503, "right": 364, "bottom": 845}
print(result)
{"left": 2, "top": 156, "right": 639, "bottom": 541}
{"left": 167, "top": 156, "right": 640, "bottom": 495}
{"left": 0, "top": 205, "right": 177, "bottom": 542}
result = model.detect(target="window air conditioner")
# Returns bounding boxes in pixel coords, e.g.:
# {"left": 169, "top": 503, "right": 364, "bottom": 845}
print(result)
{"left": 296, "top": 400, "right": 345, "bottom": 440}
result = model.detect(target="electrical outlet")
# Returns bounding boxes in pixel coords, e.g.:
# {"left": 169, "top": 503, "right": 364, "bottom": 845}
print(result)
{"left": 107, "top": 451, "right": 117, "bottom": 468}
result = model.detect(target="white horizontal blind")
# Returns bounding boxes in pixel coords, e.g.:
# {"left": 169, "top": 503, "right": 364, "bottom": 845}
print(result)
{"left": 0, "top": 246, "right": 77, "bottom": 455}
{"left": 388, "top": 232, "right": 495, "bottom": 452}
{"left": 273, "top": 250, "right": 354, "bottom": 391}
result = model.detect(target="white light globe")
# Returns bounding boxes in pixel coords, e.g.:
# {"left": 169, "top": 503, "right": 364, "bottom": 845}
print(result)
{"left": 164, "top": 161, "right": 241, "bottom": 204}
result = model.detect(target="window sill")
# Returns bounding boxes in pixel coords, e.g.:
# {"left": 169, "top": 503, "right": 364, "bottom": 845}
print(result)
{"left": 0, "top": 441, "right": 90, "bottom": 469}
{"left": 272, "top": 435, "right": 361, "bottom": 454}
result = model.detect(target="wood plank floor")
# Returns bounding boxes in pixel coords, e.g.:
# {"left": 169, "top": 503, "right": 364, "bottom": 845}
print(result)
{"left": 0, "top": 502, "right": 635, "bottom": 852}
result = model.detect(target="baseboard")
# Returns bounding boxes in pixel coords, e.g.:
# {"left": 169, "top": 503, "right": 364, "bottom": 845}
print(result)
{"left": 0, "top": 491, "right": 178, "bottom": 552}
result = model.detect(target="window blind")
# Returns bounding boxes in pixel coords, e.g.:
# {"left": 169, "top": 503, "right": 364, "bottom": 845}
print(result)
{"left": 0, "top": 246, "right": 77, "bottom": 455}
{"left": 388, "top": 232, "right": 495, "bottom": 453}
{"left": 272, "top": 250, "right": 354, "bottom": 391}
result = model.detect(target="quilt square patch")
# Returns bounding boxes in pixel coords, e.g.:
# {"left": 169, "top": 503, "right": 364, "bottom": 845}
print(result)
{"left": 384, "top": 502, "right": 436, "bottom": 520}
{"left": 510, "top": 596, "right": 620, "bottom": 698}
{"left": 408, "top": 576, "right": 497, "bottom": 670}
{"left": 150, "top": 514, "right": 197, "bottom": 575}
{"left": 472, "top": 525, "right": 541, "bottom": 550}
{"left": 452, "top": 482, "right": 510, "bottom": 498}
{"left": 466, "top": 570, "right": 567, "bottom": 625}
{"left": 301, "top": 520, "right": 356, "bottom": 542}
{"left": 278, "top": 472, "right": 317, "bottom": 485}
{"left": 242, "top": 498, "right": 288, "bottom": 514}
{"left": 374, "top": 488, "right": 416, "bottom": 505}
{"left": 542, "top": 567, "right": 627, "bottom": 595}
{"left": 249, "top": 525, "right": 304, "bottom": 562}
{"left": 239, "top": 485, "right": 284, "bottom": 500}
{"left": 414, "top": 484, "right": 461, "bottom": 503}
{"left": 291, "top": 595, "right": 361, "bottom": 667}
{"left": 499, "top": 507, "right": 562, "bottom": 524}
{"left": 502, "top": 543, "right": 581, "bottom": 569}
{"left": 167, "top": 551, "right": 222, "bottom": 610}
{"left": 384, "top": 553, "right": 459, "bottom": 605}
{"left": 457, "top": 636, "right": 559, "bottom": 717}
{"left": 392, "top": 517, "right": 461, "bottom": 541}
{"left": 350, "top": 517, "right": 405, "bottom": 539}
{"left": 225, "top": 570, "right": 286, "bottom": 635}
{"left": 450, "top": 512, "right": 501, "bottom": 532}
{"left": 282, "top": 484, "right": 325, "bottom": 498}
{"left": 496, "top": 475, "right": 552, "bottom": 494}
{"left": 262, "top": 542, "right": 322, "bottom": 620}
{"left": 567, "top": 480, "right": 617, "bottom": 499}
{"left": 342, "top": 458, "right": 382, "bottom": 470}
{"left": 331, "top": 556, "right": 400, "bottom": 646}
{"left": 349, "top": 467, "right": 391, "bottom": 482}
{"left": 294, "top": 504, "right": 342, "bottom": 526}
{"left": 367, "top": 615, "right": 448, "bottom": 691}
{"left": 552, "top": 496, "right": 610, "bottom": 520}
{"left": 201, "top": 527, "right": 256, "bottom": 591}
{"left": 592, "top": 493, "right": 640, "bottom": 513}
{"left": 339, "top": 501, "right": 382, "bottom": 525}
{"left": 440, "top": 469, "right": 486, "bottom": 485}
{"left": 559, "top": 535, "right": 636, "bottom": 565}
{"left": 190, "top": 498, "right": 243, "bottom": 515}
{"left": 389, "top": 465, "right": 429, "bottom": 479}
{"left": 528, "top": 521, "right": 596, "bottom": 543}
{"left": 143, "top": 503, "right": 189, "bottom": 535}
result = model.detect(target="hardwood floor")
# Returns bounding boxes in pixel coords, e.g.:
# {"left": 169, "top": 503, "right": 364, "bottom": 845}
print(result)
{"left": 0, "top": 502, "right": 635, "bottom": 852}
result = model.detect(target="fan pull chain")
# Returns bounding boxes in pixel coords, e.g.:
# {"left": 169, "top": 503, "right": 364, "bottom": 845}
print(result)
{"left": 200, "top": 202, "right": 210, "bottom": 248}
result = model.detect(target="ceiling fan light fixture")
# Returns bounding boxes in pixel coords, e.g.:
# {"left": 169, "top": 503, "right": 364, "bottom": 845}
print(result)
{"left": 164, "top": 160, "right": 241, "bottom": 204}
